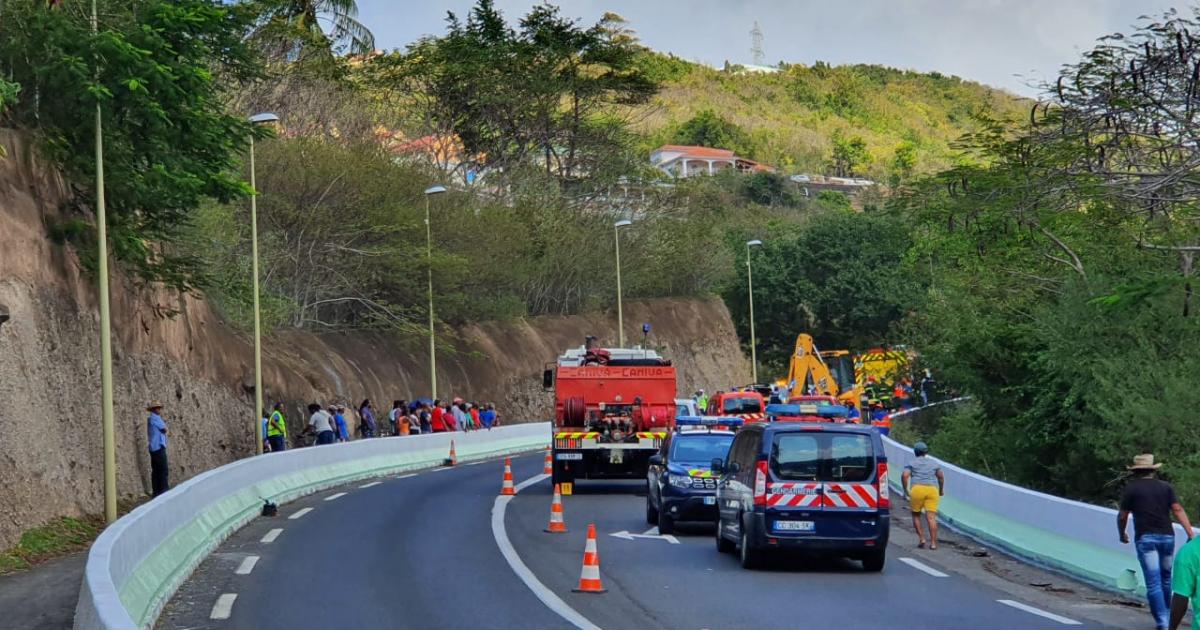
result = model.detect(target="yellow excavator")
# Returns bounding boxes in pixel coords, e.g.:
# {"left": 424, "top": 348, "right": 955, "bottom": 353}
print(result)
{"left": 779, "top": 334, "right": 860, "bottom": 404}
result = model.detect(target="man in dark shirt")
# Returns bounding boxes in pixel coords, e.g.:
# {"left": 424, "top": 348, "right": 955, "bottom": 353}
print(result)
{"left": 1119, "top": 453, "right": 1195, "bottom": 630}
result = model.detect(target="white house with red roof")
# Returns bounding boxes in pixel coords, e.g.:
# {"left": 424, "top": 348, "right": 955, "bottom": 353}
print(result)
{"left": 650, "top": 145, "right": 774, "bottom": 178}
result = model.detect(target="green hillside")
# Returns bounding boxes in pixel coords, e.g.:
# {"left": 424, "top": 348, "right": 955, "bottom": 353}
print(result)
{"left": 636, "top": 54, "right": 1029, "bottom": 181}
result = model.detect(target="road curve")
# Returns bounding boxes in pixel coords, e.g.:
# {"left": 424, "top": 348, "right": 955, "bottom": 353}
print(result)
{"left": 160, "top": 453, "right": 1123, "bottom": 630}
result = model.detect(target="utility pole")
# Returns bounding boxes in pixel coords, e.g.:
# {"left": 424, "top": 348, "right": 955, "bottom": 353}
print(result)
{"left": 92, "top": 0, "right": 117, "bottom": 525}
{"left": 750, "top": 21, "right": 765, "bottom": 66}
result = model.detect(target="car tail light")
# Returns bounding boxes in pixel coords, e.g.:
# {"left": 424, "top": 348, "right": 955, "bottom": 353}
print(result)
{"left": 876, "top": 462, "right": 890, "bottom": 509}
{"left": 753, "top": 460, "right": 768, "bottom": 507}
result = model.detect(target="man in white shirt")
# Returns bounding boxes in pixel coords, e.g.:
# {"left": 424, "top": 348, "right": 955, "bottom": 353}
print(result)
{"left": 306, "top": 403, "right": 336, "bottom": 445}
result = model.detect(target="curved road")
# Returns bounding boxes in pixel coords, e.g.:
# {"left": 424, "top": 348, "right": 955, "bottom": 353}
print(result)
{"left": 160, "top": 452, "right": 1140, "bottom": 629}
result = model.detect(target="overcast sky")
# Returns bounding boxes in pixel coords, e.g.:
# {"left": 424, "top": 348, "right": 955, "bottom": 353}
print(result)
{"left": 356, "top": 1, "right": 1193, "bottom": 96}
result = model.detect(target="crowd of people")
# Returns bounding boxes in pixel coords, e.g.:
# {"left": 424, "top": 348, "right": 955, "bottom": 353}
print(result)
{"left": 259, "top": 397, "right": 501, "bottom": 452}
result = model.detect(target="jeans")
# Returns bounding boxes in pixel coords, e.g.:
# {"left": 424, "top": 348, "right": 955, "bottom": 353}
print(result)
{"left": 150, "top": 448, "right": 169, "bottom": 497}
{"left": 1137, "top": 533, "right": 1176, "bottom": 628}
{"left": 267, "top": 435, "right": 286, "bottom": 452}
{"left": 316, "top": 430, "right": 335, "bottom": 445}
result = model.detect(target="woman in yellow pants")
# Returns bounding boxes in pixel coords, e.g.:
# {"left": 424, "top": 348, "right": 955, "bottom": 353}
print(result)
{"left": 902, "top": 442, "right": 946, "bottom": 549}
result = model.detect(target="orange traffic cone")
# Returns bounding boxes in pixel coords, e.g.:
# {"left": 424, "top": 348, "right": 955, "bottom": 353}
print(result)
{"left": 545, "top": 484, "right": 567, "bottom": 533}
{"left": 543, "top": 449, "right": 553, "bottom": 475}
{"left": 444, "top": 440, "right": 458, "bottom": 466}
{"left": 500, "top": 457, "right": 517, "bottom": 495}
{"left": 572, "top": 523, "right": 605, "bottom": 593}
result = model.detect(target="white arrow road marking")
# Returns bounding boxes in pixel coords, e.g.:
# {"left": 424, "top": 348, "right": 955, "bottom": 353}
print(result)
{"left": 260, "top": 528, "right": 282, "bottom": 543}
{"left": 899, "top": 557, "right": 948, "bottom": 577}
{"left": 997, "top": 600, "right": 1082, "bottom": 625}
{"left": 492, "top": 472, "right": 600, "bottom": 630}
{"left": 324, "top": 492, "right": 347, "bottom": 501}
{"left": 210, "top": 594, "right": 237, "bottom": 620}
{"left": 289, "top": 508, "right": 313, "bottom": 520}
{"left": 642, "top": 527, "right": 659, "bottom": 535}
{"left": 609, "top": 530, "right": 680, "bottom": 544}
{"left": 235, "top": 556, "right": 259, "bottom": 575}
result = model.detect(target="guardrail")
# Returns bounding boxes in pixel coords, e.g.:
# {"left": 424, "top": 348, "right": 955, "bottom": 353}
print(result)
{"left": 74, "top": 423, "right": 550, "bottom": 630}
{"left": 885, "top": 401, "right": 1181, "bottom": 596}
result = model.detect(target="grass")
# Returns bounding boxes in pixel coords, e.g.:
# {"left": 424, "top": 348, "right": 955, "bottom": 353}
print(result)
{"left": 0, "top": 516, "right": 103, "bottom": 575}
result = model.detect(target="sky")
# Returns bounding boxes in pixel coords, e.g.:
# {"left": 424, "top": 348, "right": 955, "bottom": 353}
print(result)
{"left": 355, "top": 0, "right": 1193, "bottom": 96}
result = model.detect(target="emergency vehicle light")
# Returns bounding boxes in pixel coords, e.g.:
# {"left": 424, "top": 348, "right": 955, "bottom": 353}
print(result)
{"left": 765, "top": 404, "right": 850, "bottom": 418}
{"left": 676, "top": 415, "right": 739, "bottom": 424}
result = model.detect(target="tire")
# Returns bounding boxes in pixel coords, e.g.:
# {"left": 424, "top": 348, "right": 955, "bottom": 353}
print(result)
{"left": 715, "top": 519, "right": 735, "bottom": 554}
{"left": 862, "top": 550, "right": 886, "bottom": 572}
{"left": 646, "top": 495, "right": 659, "bottom": 524}
{"left": 739, "top": 520, "right": 760, "bottom": 569}
{"left": 658, "top": 508, "right": 675, "bottom": 535}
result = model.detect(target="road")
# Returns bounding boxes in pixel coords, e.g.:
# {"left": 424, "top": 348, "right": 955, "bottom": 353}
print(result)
{"left": 160, "top": 453, "right": 1141, "bottom": 629}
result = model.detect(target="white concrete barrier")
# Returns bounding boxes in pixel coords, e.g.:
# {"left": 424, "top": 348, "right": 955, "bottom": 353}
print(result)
{"left": 885, "top": 404, "right": 1183, "bottom": 595}
{"left": 74, "top": 423, "right": 550, "bottom": 630}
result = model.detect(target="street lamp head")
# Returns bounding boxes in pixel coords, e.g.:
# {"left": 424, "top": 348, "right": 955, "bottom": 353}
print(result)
{"left": 747, "top": 239, "right": 763, "bottom": 247}
{"left": 424, "top": 185, "right": 447, "bottom": 195}
{"left": 614, "top": 219, "right": 633, "bottom": 228}
{"left": 249, "top": 112, "right": 279, "bottom": 124}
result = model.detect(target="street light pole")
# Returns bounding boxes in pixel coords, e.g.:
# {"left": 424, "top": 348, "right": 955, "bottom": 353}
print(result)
{"left": 247, "top": 113, "right": 278, "bottom": 456}
{"left": 613, "top": 219, "right": 632, "bottom": 347}
{"left": 424, "top": 185, "right": 447, "bottom": 397}
{"left": 93, "top": 0, "right": 116, "bottom": 525}
{"left": 746, "top": 239, "right": 763, "bottom": 384}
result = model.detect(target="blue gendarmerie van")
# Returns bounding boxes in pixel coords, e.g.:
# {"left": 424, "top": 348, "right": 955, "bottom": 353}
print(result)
{"left": 713, "top": 422, "right": 890, "bottom": 570}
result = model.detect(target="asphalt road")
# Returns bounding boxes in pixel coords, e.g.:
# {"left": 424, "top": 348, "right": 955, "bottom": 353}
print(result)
{"left": 159, "top": 452, "right": 1138, "bottom": 630}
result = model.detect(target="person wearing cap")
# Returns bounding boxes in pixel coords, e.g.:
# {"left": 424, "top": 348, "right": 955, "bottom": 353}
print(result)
{"left": 1119, "top": 454, "right": 1194, "bottom": 630}
{"left": 902, "top": 442, "right": 944, "bottom": 550}
{"left": 146, "top": 402, "right": 169, "bottom": 497}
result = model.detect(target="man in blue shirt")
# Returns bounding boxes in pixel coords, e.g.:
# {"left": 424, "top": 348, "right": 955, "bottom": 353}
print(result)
{"left": 146, "top": 401, "right": 169, "bottom": 497}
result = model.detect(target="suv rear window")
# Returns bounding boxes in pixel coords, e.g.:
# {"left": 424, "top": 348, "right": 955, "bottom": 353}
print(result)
{"left": 771, "top": 433, "right": 874, "bottom": 482}
{"left": 722, "top": 397, "right": 762, "bottom": 414}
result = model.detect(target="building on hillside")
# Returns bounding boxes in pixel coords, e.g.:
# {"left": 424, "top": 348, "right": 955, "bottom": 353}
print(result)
{"left": 789, "top": 173, "right": 875, "bottom": 196}
{"left": 651, "top": 145, "right": 774, "bottom": 178}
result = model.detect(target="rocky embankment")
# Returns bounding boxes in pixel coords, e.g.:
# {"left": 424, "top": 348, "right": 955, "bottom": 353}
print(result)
{"left": 0, "top": 131, "right": 749, "bottom": 549}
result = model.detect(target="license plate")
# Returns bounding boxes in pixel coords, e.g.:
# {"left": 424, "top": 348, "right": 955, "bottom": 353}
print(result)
{"left": 556, "top": 452, "right": 583, "bottom": 461}
{"left": 774, "top": 520, "right": 815, "bottom": 532}
{"left": 703, "top": 496, "right": 716, "bottom": 505}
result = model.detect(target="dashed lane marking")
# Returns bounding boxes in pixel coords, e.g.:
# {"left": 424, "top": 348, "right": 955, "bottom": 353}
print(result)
{"left": 325, "top": 492, "right": 347, "bottom": 501}
{"left": 997, "top": 600, "right": 1082, "bottom": 625}
{"left": 430, "top": 467, "right": 451, "bottom": 472}
{"left": 235, "top": 556, "right": 259, "bottom": 575}
{"left": 467, "top": 461, "right": 485, "bottom": 466}
{"left": 492, "top": 472, "right": 600, "bottom": 630}
{"left": 260, "top": 529, "right": 283, "bottom": 543}
{"left": 396, "top": 473, "right": 418, "bottom": 479}
{"left": 360, "top": 481, "right": 382, "bottom": 488}
{"left": 210, "top": 593, "right": 237, "bottom": 620}
{"left": 899, "top": 557, "right": 949, "bottom": 578}
{"left": 289, "top": 508, "right": 313, "bottom": 520}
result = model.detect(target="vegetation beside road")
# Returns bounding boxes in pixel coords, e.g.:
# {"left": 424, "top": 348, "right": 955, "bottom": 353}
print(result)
{"left": 0, "top": 517, "right": 102, "bottom": 574}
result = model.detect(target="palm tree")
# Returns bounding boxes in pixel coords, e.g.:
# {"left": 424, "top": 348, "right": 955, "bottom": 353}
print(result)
{"left": 249, "top": 0, "right": 375, "bottom": 60}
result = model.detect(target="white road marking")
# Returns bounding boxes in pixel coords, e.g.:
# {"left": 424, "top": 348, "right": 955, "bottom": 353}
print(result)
{"left": 642, "top": 527, "right": 659, "bottom": 536}
{"left": 396, "top": 473, "right": 417, "bottom": 479}
{"left": 430, "top": 466, "right": 451, "bottom": 472}
{"left": 359, "top": 481, "right": 382, "bottom": 488}
{"left": 324, "top": 492, "right": 347, "bottom": 501}
{"left": 467, "top": 461, "right": 485, "bottom": 466}
{"left": 997, "top": 600, "right": 1082, "bottom": 625}
{"left": 235, "top": 556, "right": 259, "bottom": 575}
{"left": 610, "top": 530, "right": 680, "bottom": 544}
{"left": 260, "top": 528, "right": 283, "bottom": 543}
{"left": 492, "top": 472, "right": 600, "bottom": 630}
{"left": 209, "top": 593, "right": 237, "bottom": 620}
{"left": 289, "top": 508, "right": 313, "bottom": 520}
{"left": 899, "top": 557, "right": 949, "bottom": 578}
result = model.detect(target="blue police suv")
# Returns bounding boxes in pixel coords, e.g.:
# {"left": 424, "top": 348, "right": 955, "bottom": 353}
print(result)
{"left": 646, "top": 417, "right": 742, "bottom": 534}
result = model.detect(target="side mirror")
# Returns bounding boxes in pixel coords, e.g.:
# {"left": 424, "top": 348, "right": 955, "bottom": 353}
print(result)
{"left": 542, "top": 369, "right": 554, "bottom": 391}
{"left": 649, "top": 454, "right": 663, "bottom": 466}
{"left": 710, "top": 458, "right": 723, "bottom": 473}
{"left": 728, "top": 462, "right": 741, "bottom": 474}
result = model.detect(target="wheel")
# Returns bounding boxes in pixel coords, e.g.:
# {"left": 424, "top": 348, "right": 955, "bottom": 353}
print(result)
{"left": 862, "top": 550, "right": 886, "bottom": 572}
{"left": 658, "top": 508, "right": 675, "bottom": 535}
{"left": 715, "top": 519, "right": 735, "bottom": 554}
{"left": 739, "top": 520, "right": 761, "bottom": 569}
{"left": 646, "top": 494, "right": 659, "bottom": 524}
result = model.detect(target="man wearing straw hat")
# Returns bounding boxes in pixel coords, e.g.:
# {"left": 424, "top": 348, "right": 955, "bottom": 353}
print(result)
{"left": 1119, "top": 453, "right": 1194, "bottom": 630}
{"left": 146, "top": 401, "right": 169, "bottom": 497}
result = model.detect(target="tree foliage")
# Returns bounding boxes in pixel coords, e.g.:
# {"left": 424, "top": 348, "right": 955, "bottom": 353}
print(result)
{"left": 0, "top": 0, "right": 260, "bottom": 286}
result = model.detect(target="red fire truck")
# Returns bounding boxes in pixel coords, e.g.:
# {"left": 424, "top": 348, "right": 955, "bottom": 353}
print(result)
{"left": 544, "top": 339, "right": 677, "bottom": 490}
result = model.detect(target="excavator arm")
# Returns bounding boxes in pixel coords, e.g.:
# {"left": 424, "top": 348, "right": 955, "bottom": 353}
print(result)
{"left": 784, "top": 334, "right": 839, "bottom": 399}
